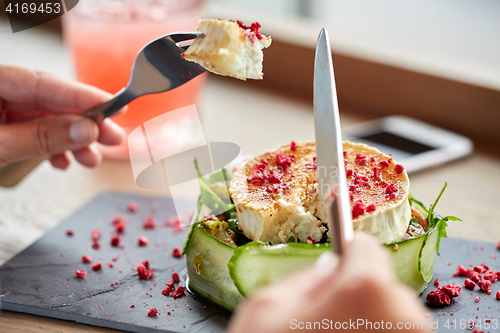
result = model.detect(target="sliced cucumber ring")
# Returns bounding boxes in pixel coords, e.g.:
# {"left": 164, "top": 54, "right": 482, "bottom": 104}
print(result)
{"left": 228, "top": 242, "right": 331, "bottom": 296}
{"left": 184, "top": 223, "right": 243, "bottom": 311}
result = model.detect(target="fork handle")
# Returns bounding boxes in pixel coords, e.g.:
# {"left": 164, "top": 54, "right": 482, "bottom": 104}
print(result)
{"left": 85, "top": 88, "right": 137, "bottom": 123}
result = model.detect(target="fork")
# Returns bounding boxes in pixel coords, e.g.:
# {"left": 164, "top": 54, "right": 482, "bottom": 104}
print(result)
{"left": 85, "top": 31, "right": 206, "bottom": 123}
{"left": 0, "top": 32, "right": 206, "bottom": 187}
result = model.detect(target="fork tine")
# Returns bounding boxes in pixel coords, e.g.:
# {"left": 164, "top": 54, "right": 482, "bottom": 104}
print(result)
{"left": 179, "top": 42, "right": 192, "bottom": 51}
{"left": 167, "top": 31, "right": 204, "bottom": 43}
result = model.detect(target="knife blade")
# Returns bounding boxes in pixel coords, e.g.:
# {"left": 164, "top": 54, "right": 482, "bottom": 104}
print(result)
{"left": 313, "top": 28, "right": 354, "bottom": 256}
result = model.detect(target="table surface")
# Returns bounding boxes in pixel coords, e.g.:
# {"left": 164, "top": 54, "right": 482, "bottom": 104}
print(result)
{"left": 1, "top": 21, "right": 500, "bottom": 333}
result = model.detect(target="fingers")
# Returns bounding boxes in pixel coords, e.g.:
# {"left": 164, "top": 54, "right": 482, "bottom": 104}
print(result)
{"left": 98, "top": 118, "right": 126, "bottom": 145}
{"left": 49, "top": 145, "right": 103, "bottom": 169}
{"left": 72, "top": 144, "right": 102, "bottom": 167}
{"left": 0, "top": 115, "right": 98, "bottom": 168}
{"left": 0, "top": 64, "right": 128, "bottom": 116}
{"left": 50, "top": 152, "right": 70, "bottom": 169}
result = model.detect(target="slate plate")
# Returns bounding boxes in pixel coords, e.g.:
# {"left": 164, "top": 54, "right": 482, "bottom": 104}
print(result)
{"left": 0, "top": 192, "right": 499, "bottom": 332}
{"left": 419, "top": 238, "right": 500, "bottom": 332}
{"left": 0, "top": 192, "right": 231, "bottom": 333}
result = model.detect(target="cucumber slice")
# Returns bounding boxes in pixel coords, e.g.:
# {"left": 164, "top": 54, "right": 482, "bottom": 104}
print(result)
{"left": 228, "top": 242, "right": 331, "bottom": 296}
{"left": 229, "top": 233, "right": 438, "bottom": 297}
{"left": 184, "top": 223, "right": 243, "bottom": 311}
{"left": 418, "top": 223, "right": 439, "bottom": 283}
{"left": 386, "top": 236, "right": 428, "bottom": 294}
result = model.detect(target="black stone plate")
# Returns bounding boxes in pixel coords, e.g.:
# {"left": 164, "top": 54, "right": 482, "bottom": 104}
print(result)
{"left": 0, "top": 192, "right": 498, "bottom": 332}
{"left": 419, "top": 238, "right": 500, "bottom": 332}
{"left": 0, "top": 192, "right": 231, "bottom": 333}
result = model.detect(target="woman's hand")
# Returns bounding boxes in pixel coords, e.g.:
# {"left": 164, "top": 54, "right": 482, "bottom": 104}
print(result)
{"left": 228, "top": 231, "right": 430, "bottom": 333}
{"left": 0, "top": 64, "right": 126, "bottom": 170}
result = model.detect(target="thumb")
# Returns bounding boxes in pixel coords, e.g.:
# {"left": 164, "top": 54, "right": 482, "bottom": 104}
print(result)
{"left": 0, "top": 115, "right": 98, "bottom": 167}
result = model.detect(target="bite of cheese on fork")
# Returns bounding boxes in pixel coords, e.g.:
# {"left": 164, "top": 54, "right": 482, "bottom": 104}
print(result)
{"left": 184, "top": 19, "right": 272, "bottom": 80}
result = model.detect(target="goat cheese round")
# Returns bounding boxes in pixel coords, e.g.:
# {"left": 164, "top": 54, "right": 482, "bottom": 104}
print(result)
{"left": 229, "top": 141, "right": 411, "bottom": 245}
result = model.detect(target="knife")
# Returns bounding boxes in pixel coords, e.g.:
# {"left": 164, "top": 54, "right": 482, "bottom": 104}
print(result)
{"left": 313, "top": 28, "right": 354, "bottom": 256}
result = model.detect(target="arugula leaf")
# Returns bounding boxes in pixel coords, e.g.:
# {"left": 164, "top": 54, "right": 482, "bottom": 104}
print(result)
{"left": 209, "top": 167, "right": 230, "bottom": 184}
{"left": 227, "top": 218, "right": 252, "bottom": 246}
{"left": 194, "top": 159, "right": 232, "bottom": 214}
{"left": 194, "top": 158, "right": 209, "bottom": 186}
{"left": 199, "top": 178, "right": 231, "bottom": 213}
{"left": 410, "top": 183, "right": 461, "bottom": 255}
{"left": 435, "top": 219, "right": 448, "bottom": 256}
{"left": 424, "top": 183, "right": 462, "bottom": 255}
{"left": 427, "top": 182, "right": 447, "bottom": 227}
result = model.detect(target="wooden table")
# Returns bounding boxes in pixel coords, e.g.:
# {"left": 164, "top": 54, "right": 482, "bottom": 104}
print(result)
{"left": 1, "top": 22, "right": 500, "bottom": 333}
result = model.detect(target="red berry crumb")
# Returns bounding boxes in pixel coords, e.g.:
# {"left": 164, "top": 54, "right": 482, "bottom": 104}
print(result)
{"left": 426, "top": 289, "right": 451, "bottom": 306}
{"left": 111, "top": 234, "right": 121, "bottom": 247}
{"left": 138, "top": 236, "right": 148, "bottom": 246}
{"left": 162, "top": 287, "right": 173, "bottom": 296}
{"left": 108, "top": 263, "right": 114, "bottom": 268}
{"left": 92, "top": 262, "right": 102, "bottom": 271}
{"left": 385, "top": 184, "right": 399, "bottom": 195}
{"left": 91, "top": 229, "right": 101, "bottom": 240}
{"left": 379, "top": 160, "right": 390, "bottom": 167}
{"left": 496, "top": 291, "right": 500, "bottom": 300}
{"left": 137, "top": 262, "right": 155, "bottom": 280}
{"left": 355, "top": 153, "right": 366, "bottom": 160}
{"left": 170, "top": 286, "right": 185, "bottom": 298}
{"left": 166, "top": 280, "right": 174, "bottom": 288}
{"left": 92, "top": 240, "right": 100, "bottom": 250}
{"left": 453, "top": 265, "right": 472, "bottom": 277}
{"left": 172, "top": 272, "right": 180, "bottom": 283}
{"left": 66, "top": 230, "right": 74, "bottom": 236}
{"left": 426, "top": 283, "right": 461, "bottom": 307}
{"left": 172, "top": 247, "right": 182, "bottom": 258}
{"left": 147, "top": 307, "right": 158, "bottom": 317}
{"left": 128, "top": 202, "right": 139, "bottom": 212}
{"left": 474, "top": 265, "right": 487, "bottom": 273}
{"left": 82, "top": 255, "right": 92, "bottom": 263}
{"left": 144, "top": 216, "right": 156, "bottom": 229}
{"left": 114, "top": 219, "right": 125, "bottom": 233}
{"left": 440, "top": 283, "right": 461, "bottom": 297}
{"left": 483, "top": 270, "right": 497, "bottom": 282}
{"left": 290, "top": 141, "right": 297, "bottom": 151}
{"left": 142, "top": 260, "right": 150, "bottom": 269}
{"left": 434, "top": 278, "right": 440, "bottom": 288}
{"left": 130, "top": 304, "right": 135, "bottom": 308}
{"left": 471, "top": 271, "right": 482, "bottom": 282}
{"left": 352, "top": 200, "right": 365, "bottom": 219}
{"left": 497, "top": 241, "right": 500, "bottom": 250}
{"left": 366, "top": 204, "right": 376, "bottom": 213}
{"left": 474, "top": 297, "right": 480, "bottom": 302}
{"left": 395, "top": 164, "right": 404, "bottom": 174}
{"left": 76, "top": 270, "right": 86, "bottom": 279}
{"left": 477, "top": 280, "right": 492, "bottom": 293}
{"left": 464, "top": 278, "right": 476, "bottom": 290}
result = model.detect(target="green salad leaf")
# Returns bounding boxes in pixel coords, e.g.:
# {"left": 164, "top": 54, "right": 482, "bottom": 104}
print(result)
{"left": 410, "top": 182, "right": 461, "bottom": 255}
{"left": 194, "top": 159, "right": 233, "bottom": 214}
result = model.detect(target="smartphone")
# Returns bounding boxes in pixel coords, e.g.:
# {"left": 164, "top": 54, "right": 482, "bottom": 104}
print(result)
{"left": 343, "top": 116, "right": 473, "bottom": 173}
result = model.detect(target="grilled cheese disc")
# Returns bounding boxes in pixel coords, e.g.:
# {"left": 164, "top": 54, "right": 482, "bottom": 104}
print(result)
{"left": 184, "top": 19, "right": 272, "bottom": 80}
{"left": 229, "top": 141, "right": 411, "bottom": 245}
